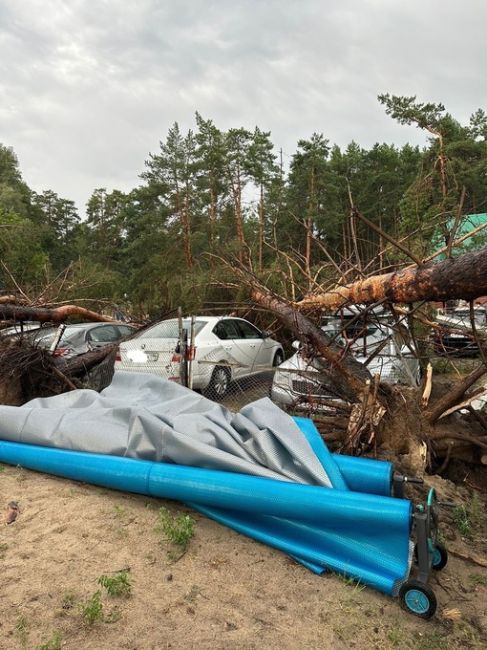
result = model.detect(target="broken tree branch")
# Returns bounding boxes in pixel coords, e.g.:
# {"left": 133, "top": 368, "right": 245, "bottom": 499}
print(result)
{"left": 297, "top": 247, "right": 487, "bottom": 311}
{"left": 425, "top": 363, "right": 487, "bottom": 424}
{"left": 352, "top": 207, "right": 422, "bottom": 266}
{"left": 0, "top": 304, "right": 115, "bottom": 324}
{"left": 250, "top": 288, "right": 372, "bottom": 402}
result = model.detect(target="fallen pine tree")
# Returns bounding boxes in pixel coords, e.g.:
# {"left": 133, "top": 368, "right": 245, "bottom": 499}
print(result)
{"left": 230, "top": 241, "right": 487, "bottom": 474}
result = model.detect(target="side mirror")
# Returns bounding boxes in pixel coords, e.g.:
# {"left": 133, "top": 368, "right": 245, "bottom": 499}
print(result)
{"left": 261, "top": 329, "right": 271, "bottom": 339}
{"left": 292, "top": 340, "right": 301, "bottom": 350}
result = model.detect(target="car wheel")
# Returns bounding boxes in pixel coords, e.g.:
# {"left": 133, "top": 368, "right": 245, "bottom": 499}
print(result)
{"left": 272, "top": 350, "right": 284, "bottom": 367}
{"left": 205, "top": 365, "right": 230, "bottom": 400}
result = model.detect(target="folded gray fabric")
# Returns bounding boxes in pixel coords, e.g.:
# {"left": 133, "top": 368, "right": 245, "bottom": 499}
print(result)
{"left": 0, "top": 372, "right": 331, "bottom": 486}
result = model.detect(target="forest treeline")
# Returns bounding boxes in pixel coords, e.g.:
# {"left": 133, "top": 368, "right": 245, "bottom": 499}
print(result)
{"left": 1, "top": 96, "right": 486, "bottom": 317}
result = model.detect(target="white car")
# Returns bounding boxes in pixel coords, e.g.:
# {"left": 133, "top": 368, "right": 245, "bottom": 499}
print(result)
{"left": 271, "top": 319, "right": 420, "bottom": 412}
{"left": 115, "top": 316, "right": 284, "bottom": 399}
{"left": 432, "top": 306, "right": 486, "bottom": 357}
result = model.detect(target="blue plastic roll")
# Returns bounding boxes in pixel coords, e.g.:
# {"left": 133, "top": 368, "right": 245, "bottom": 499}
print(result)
{"left": 293, "top": 416, "right": 393, "bottom": 496}
{"left": 0, "top": 440, "right": 411, "bottom": 594}
{"left": 191, "top": 504, "right": 409, "bottom": 594}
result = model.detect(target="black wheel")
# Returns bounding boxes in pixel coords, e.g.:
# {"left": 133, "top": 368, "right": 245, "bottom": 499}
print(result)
{"left": 431, "top": 543, "right": 448, "bottom": 571}
{"left": 272, "top": 350, "right": 284, "bottom": 367}
{"left": 399, "top": 580, "right": 437, "bottom": 619}
{"left": 206, "top": 365, "right": 230, "bottom": 400}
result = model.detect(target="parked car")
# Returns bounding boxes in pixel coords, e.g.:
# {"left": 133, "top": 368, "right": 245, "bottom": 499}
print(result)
{"left": 27, "top": 322, "right": 137, "bottom": 359}
{"left": 115, "top": 316, "right": 284, "bottom": 399}
{"left": 0, "top": 321, "right": 44, "bottom": 340}
{"left": 271, "top": 317, "right": 420, "bottom": 412}
{"left": 432, "top": 306, "right": 486, "bottom": 357}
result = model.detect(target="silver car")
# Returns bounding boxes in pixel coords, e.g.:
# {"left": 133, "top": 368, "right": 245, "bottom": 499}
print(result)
{"left": 271, "top": 318, "right": 420, "bottom": 412}
{"left": 115, "top": 316, "right": 284, "bottom": 399}
{"left": 27, "top": 322, "right": 137, "bottom": 359}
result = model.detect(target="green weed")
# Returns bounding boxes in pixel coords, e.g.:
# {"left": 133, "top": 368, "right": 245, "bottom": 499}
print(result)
{"left": 80, "top": 591, "right": 104, "bottom": 625}
{"left": 98, "top": 570, "right": 132, "bottom": 598}
{"left": 453, "top": 492, "right": 485, "bottom": 538}
{"left": 157, "top": 507, "right": 195, "bottom": 553}
{"left": 336, "top": 572, "right": 366, "bottom": 592}
{"left": 414, "top": 630, "right": 448, "bottom": 650}
{"left": 36, "top": 631, "right": 62, "bottom": 650}
{"left": 469, "top": 573, "right": 487, "bottom": 586}
{"left": 0, "top": 542, "right": 8, "bottom": 559}
{"left": 386, "top": 626, "right": 407, "bottom": 647}
{"left": 113, "top": 504, "right": 126, "bottom": 518}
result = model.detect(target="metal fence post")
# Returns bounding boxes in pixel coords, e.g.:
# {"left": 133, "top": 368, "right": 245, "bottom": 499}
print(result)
{"left": 188, "top": 315, "right": 196, "bottom": 390}
{"left": 178, "top": 307, "right": 188, "bottom": 387}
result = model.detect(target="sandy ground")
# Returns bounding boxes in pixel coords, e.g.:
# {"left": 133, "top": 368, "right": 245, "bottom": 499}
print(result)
{"left": 1, "top": 462, "right": 486, "bottom": 650}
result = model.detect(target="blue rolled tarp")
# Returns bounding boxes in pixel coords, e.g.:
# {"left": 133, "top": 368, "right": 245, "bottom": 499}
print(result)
{"left": 0, "top": 437, "right": 411, "bottom": 595}
{"left": 294, "top": 417, "right": 394, "bottom": 496}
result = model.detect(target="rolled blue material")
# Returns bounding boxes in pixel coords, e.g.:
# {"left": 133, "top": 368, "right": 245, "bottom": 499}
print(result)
{"left": 191, "top": 504, "right": 409, "bottom": 593}
{"left": 293, "top": 416, "right": 393, "bottom": 496}
{"left": 0, "top": 439, "right": 411, "bottom": 594}
{"left": 292, "top": 417, "right": 348, "bottom": 490}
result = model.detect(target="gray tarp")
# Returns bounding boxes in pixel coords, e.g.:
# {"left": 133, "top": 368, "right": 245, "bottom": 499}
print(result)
{"left": 0, "top": 372, "right": 331, "bottom": 487}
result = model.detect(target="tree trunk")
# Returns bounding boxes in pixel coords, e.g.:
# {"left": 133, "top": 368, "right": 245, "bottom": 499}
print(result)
{"left": 251, "top": 288, "right": 372, "bottom": 401}
{"left": 258, "top": 183, "right": 264, "bottom": 272}
{"left": 297, "top": 247, "right": 487, "bottom": 310}
{"left": 0, "top": 304, "right": 114, "bottom": 323}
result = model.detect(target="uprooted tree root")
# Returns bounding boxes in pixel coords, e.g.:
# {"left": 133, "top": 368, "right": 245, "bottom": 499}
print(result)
{"left": 313, "top": 382, "right": 487, "bottom": 477}
{"left": 0, "top": 340, "right": 116, "bottom": 404}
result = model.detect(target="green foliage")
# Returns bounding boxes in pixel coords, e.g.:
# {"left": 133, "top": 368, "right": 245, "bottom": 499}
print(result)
{"left": 98, "top": 571, "right": 132, "bottom": 598}
{"left": 469, "top": 573, "right": 487, "bottom": 586}
{"left": 36, "top": 631, "right": 62, "bottom": 650}
{"left": 157, "top": 507, "right": 195, "bottom": 551}
{"left": 80, "top": 591, "right": 104, "bottom": 625}
{"left": 2, "top": 96, "right": 486, "bottom": 315}
{"left": 453, "top": 492, "right": 484, "bottom": 538}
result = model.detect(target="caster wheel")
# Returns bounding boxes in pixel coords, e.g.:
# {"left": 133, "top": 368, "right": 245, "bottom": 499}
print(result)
{"left": 399, "top": 580, "right": 437, "bottom": 619}
{"left": 431, "top": 543, "right": 448, "bottom": 571}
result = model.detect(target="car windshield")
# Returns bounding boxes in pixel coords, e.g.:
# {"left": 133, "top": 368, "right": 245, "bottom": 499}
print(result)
{"left": 137, "top": 319, "right": 207, "bottom": 339}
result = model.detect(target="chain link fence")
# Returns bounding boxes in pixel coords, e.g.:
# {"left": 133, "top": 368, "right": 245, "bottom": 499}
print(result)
{"left": 100, "top": 309, "right": 424, "bottom": 414}
{"left": 2, "top": 306, "right": 483, "bottom": 412}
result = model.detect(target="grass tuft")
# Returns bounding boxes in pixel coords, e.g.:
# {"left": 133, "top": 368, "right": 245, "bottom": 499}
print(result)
{"left": 157, "top": 507, "right": 195, "bottom": 554}
{"left": 98, "top": 570, "right": 132, "bottom": 598}
{"left": 80, "top": 591, "right": 104, "bottom": 625}
{"left": 36, "top": 631, "right": 62, "bottom": 650}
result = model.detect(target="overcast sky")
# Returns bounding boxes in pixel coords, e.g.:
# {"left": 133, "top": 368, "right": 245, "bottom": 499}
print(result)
{"left": 1, "top": 0, "right": 486, "bottom": 213}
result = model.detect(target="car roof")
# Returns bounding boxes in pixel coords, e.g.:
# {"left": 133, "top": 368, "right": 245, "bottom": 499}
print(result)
{"left": 154, "top": 316, "right": 245, "bottom": 324}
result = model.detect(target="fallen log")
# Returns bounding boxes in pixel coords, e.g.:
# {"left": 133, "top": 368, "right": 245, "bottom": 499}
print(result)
{"left": 297, "top": 246, "right": 487, "bottom": 311}
{"left": 0, "top": 295, "right": 17, "bottom": 304}
{"left": 251, "top": 289, "right": 372, "bottom": 401}
{"left": 61, "top": 345, "right": 116, "bottom": 376}
{"left": 0, "top": 303, "right": 114, "bottom": 324}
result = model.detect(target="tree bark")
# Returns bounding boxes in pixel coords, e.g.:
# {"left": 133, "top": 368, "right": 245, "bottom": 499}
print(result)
{"left": 297, "top": 247, "right": 487, "bottom": 311}
{"left": 0, "top": 304, "right": 114, "bottom": 324}
{"left": 251, "top": 288, "right": 372, "bottom": 401}
{"left": 425, "top": 363, "right": 487, "bottom": 424}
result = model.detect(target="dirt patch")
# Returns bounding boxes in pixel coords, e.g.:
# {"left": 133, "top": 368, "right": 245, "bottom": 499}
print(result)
{"left": 1, "top": 464, "right": 486, "bottom": 650}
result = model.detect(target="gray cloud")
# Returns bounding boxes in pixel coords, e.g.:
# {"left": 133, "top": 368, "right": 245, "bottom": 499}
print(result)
{"left": 0, "top": 0, "right": 486, "bottom": 213}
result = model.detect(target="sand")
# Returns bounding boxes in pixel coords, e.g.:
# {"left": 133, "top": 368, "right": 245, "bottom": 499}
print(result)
{"left": 1, "top": 463, "right": 486, "bottom": 650}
